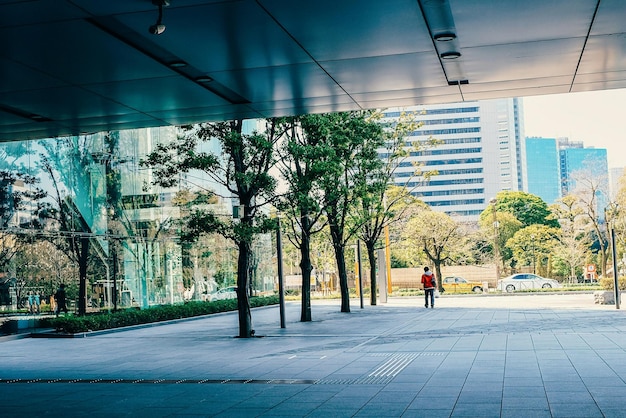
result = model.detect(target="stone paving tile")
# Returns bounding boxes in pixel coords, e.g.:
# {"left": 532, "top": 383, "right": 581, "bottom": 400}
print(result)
{"left": 502, "top": 381, "right": 546, "bottom": 398}
{"left": 401, "top": 410, "right": 454, "bottom": 418}
{"left": 450, "top": 402, "right": 502, "bottom": 417}
{"left": 3, "top": 294, "right": 626, "bottom": 417}
{"left": 501, "top": 408, "right": 552, "bottom": 418}
{"left": 548, "top": 402, "right": 604, "bottom": 418}
{"left": 502, "top": 395, "right": 549, "bottom": 409}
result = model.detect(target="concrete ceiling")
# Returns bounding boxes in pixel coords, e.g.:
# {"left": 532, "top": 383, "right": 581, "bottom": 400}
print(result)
{"left": 1, "top": 0, "right": 625, "bottom": 141}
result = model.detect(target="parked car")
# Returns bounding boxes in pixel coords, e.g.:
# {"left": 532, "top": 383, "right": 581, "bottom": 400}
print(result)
{"left": 208, "top": 286, "right": 237, "bottom": 301}
{"left": 497, "top": 274, "right": 561, "bottom": 292}
{"left": 442, "top": 276, "right": 483, "bottom": 293}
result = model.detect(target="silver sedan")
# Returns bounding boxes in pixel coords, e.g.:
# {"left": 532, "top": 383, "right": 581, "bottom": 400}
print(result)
{"left": 498, "top": 274, "right": 561, "bottom": 292}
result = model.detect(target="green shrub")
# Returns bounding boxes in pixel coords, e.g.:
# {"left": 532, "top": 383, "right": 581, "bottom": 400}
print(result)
{"left": 599, "top": 277, "right": 626, "bottom": 291}
{"left": 41, "top": 295, "right": 279, "bottom": 334}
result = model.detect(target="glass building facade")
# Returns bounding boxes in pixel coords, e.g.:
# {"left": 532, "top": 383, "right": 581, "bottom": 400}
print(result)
{"left": 525, "top": 137, "right": 561, "bottom": 204}
{"left": 0, "top": 126, "right": 275, "bottom": 310}
{"left": 560, "top": 146, "right": 609, "bottom": 217}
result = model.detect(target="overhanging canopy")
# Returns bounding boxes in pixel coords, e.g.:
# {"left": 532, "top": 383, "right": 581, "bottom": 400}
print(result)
{"left": 1, "top": 0, "right": 625, "bottom": 141}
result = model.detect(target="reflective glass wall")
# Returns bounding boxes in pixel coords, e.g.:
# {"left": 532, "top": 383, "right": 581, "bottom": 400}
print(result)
{"left": 0, "top": 126, "right": 275, "bottom": 310}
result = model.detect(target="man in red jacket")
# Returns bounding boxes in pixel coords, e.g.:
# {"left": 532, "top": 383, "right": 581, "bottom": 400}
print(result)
{"left": 421, "top": 266, "right": 436, "bottom": 308}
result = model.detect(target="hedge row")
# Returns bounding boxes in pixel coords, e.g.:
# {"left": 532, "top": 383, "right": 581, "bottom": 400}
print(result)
{"left": 42, "top": 295, "right": 279, "bottom": 334}
{"left": 599, "top": 277, "right": 626, "bottom": 291}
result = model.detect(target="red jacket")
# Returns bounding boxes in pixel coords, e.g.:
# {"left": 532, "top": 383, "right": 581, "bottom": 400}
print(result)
{"left": 421, "top": 272, "right": 436, "bottom": 289}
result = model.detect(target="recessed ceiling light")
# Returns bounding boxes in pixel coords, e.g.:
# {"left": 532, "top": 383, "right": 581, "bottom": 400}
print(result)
{"left": 168, "top": 61, "right": 188, "bottom": 68}
{"left": 196, "top": 76, "right": 213, "bottom": 83}
{"left": 29, "top": 114, "right": 51, "bottom": 122}
{"left": 434, "top": 33, "right": 456, "bottom": 42}
{"left": 440, "top": 51, "right": 461, "bottom": 60}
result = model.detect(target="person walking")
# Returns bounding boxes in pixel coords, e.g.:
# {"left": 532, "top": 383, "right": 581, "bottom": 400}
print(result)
{"left": 421, "top": 266, "right": 436, "bottom": 308}
{"left": 54, "top": 284, "right": 68, "bottom": 317}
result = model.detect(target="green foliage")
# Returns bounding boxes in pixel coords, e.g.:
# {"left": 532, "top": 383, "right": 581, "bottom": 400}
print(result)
{"left": 599, "top": 277, "right": 626, "bottom": 291}
{"left": 506, "top": 224, "right": 560, "bottom": 272}
{"left": 42, "top": 295, "right": 279, "bottom": 334}
{"left": 483, "top": 191, "right": 559, "bottom": 228}
{"left": 478, "top": 210, "right": 523, "bottom": 265}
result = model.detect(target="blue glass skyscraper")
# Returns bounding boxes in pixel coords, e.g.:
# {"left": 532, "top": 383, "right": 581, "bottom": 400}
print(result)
{"left": 525, "top": 137, "right": 561, "bottom": 204}
{"left": 560, "top": 146, "right": 609, "bottom": 217}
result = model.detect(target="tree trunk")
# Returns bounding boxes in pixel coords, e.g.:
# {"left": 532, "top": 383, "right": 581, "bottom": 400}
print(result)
{"left": 236, "top": 240, "right": 253, "bottom": 338}
{"left": 299, "top": 218, "right": 313, "bottom": 321}
{"left": 366, "top": 241, "right": 377, "bottom": 306}
{"left": 600, "top": 245, "right": 608, "bottom": 278}
{"left": 335, "top": 247, "right": 350, "bottom": 312}
{"left": 434, "top": 262, "right": 443, "bottom": 292}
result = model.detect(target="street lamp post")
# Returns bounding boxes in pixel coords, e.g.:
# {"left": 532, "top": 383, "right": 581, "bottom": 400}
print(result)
{"left": 489, "top": 198, "right": 501, "bottom": 282}
{"left": 276, "top": 216, "right": 286, "bottom": 328}
{"left": 530, "top": 235, "right": 536, "bottom": 274}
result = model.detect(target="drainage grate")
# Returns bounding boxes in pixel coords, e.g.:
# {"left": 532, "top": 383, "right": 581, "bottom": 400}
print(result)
{"left": 2, "top": 353, "right": 446, "bottom": 386}
{"left": 0, "top": 378, "right": 318, "bottom": 385}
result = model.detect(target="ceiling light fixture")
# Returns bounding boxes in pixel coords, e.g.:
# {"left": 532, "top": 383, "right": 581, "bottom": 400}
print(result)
{"left": 434, "top": 32, "right": 456, "bottom": 42}
{"left": 149, "top": 0, "right": 170, "bottom": 35}
{"left": 440, "top": 51, "right": 461, "bottom": 60}
{"left": 195, "top": 76, "right": 213, "bottom": 83}
{"left": 168, "top": 61, "right": 188, "bottom": 68}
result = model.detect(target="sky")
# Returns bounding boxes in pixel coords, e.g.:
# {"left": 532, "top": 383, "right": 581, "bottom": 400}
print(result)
{"left": 522, "top": 88, "right": 626, "bottom": 169}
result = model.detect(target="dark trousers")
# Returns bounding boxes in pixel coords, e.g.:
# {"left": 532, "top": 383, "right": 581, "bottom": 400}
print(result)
{"left": 424, "top": 288, "right": 435, "bottom": 307}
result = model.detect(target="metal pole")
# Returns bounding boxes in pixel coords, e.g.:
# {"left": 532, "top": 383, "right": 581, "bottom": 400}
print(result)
{"left": 276, "top": 217, "right": 286, "bottom": 328}
{"left": 357, "top": 241, "right": 364, "bottom": 309}
{"left": 112, "top": 243, "right": 118, "bottom": 312}
{"left": 490, "top": 199, "right": 501, "bottom": 281}
{"left": 384, "top": 225, "right": 392, "bottom": 294}
{"left": 610, "top": 226, "right": 620, "bottom": 309}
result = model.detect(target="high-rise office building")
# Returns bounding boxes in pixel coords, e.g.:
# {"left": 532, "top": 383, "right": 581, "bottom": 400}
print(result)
{"left": 610, "top": 167, "right": 624, "bottom": 200}
{"left": 559, "top": 143, "right": 609, "bottom": 216}
{"left": 524, "top": 137, "right": 561, "bottom": 204}
{"left": 560, "top": 146, "right": 608, "bottom": 194}
{"left": 382, "top": 98, "right": 524, "bottom": 221}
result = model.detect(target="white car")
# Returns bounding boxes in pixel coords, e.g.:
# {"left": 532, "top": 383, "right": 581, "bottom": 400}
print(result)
{"left": 498, "top": 273, "right": 561, "bottom": 292}
{"left": 208, "top": 286, "right": 238, "bottom": 301}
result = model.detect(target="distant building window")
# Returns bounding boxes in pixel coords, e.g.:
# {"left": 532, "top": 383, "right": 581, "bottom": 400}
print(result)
{"left": 446, "top": 209, "right": 484, "bottom": 216}
{"left": 416, "top": 188, "right": 484, "bottom": 197}
{"left": 394, "top": 168, "right": 483, "bottom": 177}
{"left": 410, "top": 147, "right": 481, "bottom": 157}
{"left": 409, "top": 198, "right": 485, "bottom": 206}
{"left": 383, "top": 107, "right": 479, "bottom": 118}
{"left": 403, "top": 178, "right": 483, "bottom": 187}
{"left": 397, "top": 158, "right": 482, "bottom": 168}
{"left": 408, "top": 127, "right": 481, "bottom": 136}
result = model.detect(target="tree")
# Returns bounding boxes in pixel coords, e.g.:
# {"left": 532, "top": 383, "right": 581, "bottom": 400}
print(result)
{"left": 352, "top": 110, "right": 436, "bottom": 305}
{"left": 0, "top": 141, "right": 47, "bottom": 274}
{"left": 486, "top": 191, "right": 558, "bottom": 228}
{"left": 550, "top": 195, "right": 590, "bottom": 282}
{"left": 303, "top": 112, "right": 381, "bottom": 313}
{"left": 612, "top": 168, "right": 626, "bottom": 267}
{"left": 13, "top": 240, "right": 76, "bottom": 302}
{"left": 0, "top": 170, "right": 47, "bottom": 271}
{"left": 142, "top": 120, "right": 280, "bottom": 338}
{"left": 403, "top": 210, "right": 463, "bottom": 291}
{"left": 277, "top": 117, "right": 328, "bottom": 322}
{"left": 506, "top": 224, "right": 560, "bottom": 277}
{"left": 569, "top": 161, "right": 610, "bottom": 276}
{"left": 39, "top": 136, "right": 107, "bottom": 316}
{"left": 478, "top": 209, "right": 523, "bottom": 274}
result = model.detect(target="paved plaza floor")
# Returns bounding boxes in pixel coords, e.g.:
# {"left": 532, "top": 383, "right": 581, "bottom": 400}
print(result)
{"left": 2, "top": 293, "right": 626, "bottom": 417}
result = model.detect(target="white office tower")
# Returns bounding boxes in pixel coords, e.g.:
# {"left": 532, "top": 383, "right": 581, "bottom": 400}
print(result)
{"left": 382, "top": 98, "right": 524, "bottom": 222}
